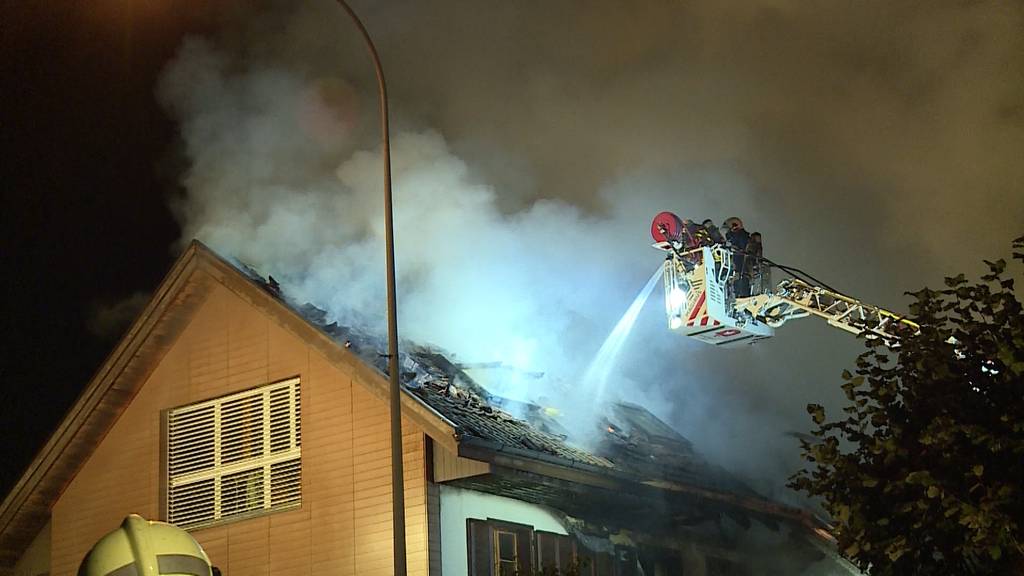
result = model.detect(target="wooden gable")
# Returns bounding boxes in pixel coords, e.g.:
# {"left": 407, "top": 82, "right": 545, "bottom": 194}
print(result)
{"left": 0, "top": 241, "right": 456, "bottom": 575}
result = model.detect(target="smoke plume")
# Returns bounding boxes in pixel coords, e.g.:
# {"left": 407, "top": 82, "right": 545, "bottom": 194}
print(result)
{"left": 158, "top": 0, "right": 1024, "bottom": 500}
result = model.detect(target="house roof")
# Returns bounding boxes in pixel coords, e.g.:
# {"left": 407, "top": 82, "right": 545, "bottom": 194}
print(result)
{"left": 284, "top": 296, "right": 754, "bottom": 496}
{"left": 399, "top": 354, "right": 754, "bottom": 496}
{"left": 0, "top": 241, "right": 828, "bottom": 570}
{"left": 257, "top": 261, "right": 825, "bottom": 534}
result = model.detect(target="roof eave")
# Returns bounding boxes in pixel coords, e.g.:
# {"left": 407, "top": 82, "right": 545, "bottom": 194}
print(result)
{"left": 457, "top": 436, "right": 829, "bottom": 535}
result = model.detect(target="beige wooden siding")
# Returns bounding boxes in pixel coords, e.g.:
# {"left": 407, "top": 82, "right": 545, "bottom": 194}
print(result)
{"left": 50, "top": 281, "right": 429, "bottom": 575}
{"left": 433, "top": 445, "right": 490, "bottom": 482}
{"left": 426, "top": 479, "right": 442, "bottom": 576}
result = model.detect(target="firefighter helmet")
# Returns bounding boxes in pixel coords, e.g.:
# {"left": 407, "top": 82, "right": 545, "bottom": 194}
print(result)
{"left": 77, "top": 514, "right": 214, "bottom": 576}
{"left": 723, "top": 217, "right": 744, "bottom": 231}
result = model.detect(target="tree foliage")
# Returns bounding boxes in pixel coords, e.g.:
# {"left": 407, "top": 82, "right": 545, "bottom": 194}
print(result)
{"left": 789, "top": 236, "right": 1024, "bottom": 575}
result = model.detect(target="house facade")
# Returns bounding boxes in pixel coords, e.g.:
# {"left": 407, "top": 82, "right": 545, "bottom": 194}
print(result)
{"left": 1, "top": 242, "right": 859, "bottom": 576}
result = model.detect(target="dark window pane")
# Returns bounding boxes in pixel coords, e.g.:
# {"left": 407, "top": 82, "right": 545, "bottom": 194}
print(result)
{"left": 497, "top": 531, "right": 517, "bottom": 561}
{"left": 496, "top": 530, "right": 518, "bottom": 576}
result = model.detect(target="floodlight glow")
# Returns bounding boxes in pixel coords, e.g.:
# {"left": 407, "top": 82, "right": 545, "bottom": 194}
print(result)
{"left": 669, "top": 316, "right": 683, "bottom": 330}
{"left": 669, "top": 287, "right": 686, "bottom": 310}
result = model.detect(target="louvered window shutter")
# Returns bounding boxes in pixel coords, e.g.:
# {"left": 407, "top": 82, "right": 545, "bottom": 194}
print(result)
{"left": 558, "top": 534, "right": 576, "bottom": 574}
{"left": 467, "top": 519, "right": 493, "bottom": 576}
{"left": 513, "top": 524, "right": 534, "bottom": 576}
{"left": 537, "top": 532, "right": 576, "bottom": 574}
{"left": 537, "top": 532, "right": 558, "bottom": 571}
{"left": 166, "top": 378, "right": 301, "bottom": 529}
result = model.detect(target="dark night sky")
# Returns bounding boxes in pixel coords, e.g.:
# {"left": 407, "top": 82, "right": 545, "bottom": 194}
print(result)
{"left": 1, "top": 2, "right": 218, "bottom": 495}
{"left": 2, "top": 1, "right": 1022, "bottom": 502}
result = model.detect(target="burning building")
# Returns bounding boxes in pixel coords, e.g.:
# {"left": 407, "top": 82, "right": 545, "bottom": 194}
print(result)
{"left": 1, "top": 242, "right": 859, "bottom": 575}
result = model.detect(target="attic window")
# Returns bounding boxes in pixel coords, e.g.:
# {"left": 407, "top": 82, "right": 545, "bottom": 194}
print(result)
{"left": 165, "top": 377, "right": 301, "bottom": 529}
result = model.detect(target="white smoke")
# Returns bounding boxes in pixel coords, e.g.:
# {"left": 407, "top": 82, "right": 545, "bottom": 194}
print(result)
{"left": 158, "top": 0, "right": 1024, "bottom": 501}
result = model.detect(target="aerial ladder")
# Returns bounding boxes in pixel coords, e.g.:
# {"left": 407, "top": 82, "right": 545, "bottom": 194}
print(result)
{"left": 651, "top": 212, "right": 920, "bottom": 347}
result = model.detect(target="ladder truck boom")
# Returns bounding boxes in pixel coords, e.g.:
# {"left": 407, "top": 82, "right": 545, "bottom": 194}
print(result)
{"left": 651, "top": 211, "right": 919, "bottom": 347}
{"left": 734, "top": 278, "right": 920, "bottom": 347}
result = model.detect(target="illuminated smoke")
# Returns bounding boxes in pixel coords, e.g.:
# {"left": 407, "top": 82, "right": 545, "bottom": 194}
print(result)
{"left": 158, "top": 0, "right": 1024, "bottom": 500}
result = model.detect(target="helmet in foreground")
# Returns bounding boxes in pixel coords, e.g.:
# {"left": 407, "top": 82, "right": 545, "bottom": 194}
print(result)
{"left": 78, "top": 514, "right": 215, "bottom": 576}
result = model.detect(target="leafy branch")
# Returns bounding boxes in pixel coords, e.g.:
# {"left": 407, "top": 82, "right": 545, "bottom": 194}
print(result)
{"left": 789, "top": 235, "right": 1024, "bottom": 575}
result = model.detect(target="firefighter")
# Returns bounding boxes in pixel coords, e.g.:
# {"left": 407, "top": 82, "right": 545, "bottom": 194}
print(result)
{"left": 681, "top": 219, "right": 708, "bottom": 249}
{"left": 746, "top": 231, "right": 764, "bottom": 294}
{"left": 77, "top": 514, "right": 220, "bottom": 576}
{"left": 702, "top": 219, "right": 725, "bottom": 244}
{"left": 723, "top": 217, "right": 749, "bottom": 249}
{"left": 723, "top": 217, "right": 751, "bottom": 296}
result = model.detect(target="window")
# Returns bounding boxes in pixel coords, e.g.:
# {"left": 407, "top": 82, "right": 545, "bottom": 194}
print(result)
{"left": 165, "top": 377, "right": 301, "bottom": 529}
{"left": 466, "top": 519, "right": 683, "bottom": 576}
{"left": 536, "top": 531, "right": 576, "bottom": 574}
{"left": 467, "top": 519, "right": 534, "bottom": 576}
{"left": 495, "top": 530, "right": 518, "bottom": 575}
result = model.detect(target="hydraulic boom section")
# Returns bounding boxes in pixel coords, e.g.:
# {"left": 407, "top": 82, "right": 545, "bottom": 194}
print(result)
{"left": 734, "top": 279, "right": 920, "bottom": 347}
{"left": 651, "top": 211, "right": 919, "bottom": 347}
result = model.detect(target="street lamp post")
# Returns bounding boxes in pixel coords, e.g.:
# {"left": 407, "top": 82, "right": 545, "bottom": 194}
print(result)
{"left": 332, "top": 2, "right": 406, "bottom": 575}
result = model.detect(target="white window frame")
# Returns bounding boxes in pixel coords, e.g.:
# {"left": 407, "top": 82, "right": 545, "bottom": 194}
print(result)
{"left": 164, "top": 377, "right": 301, "bottom": 529}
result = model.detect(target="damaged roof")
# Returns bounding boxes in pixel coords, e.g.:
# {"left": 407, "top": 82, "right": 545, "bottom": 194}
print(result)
{"left": 238, "top": 260, "right": 758, "bottom": 499}
{"left": 231, "top": 256, "right": 836, "bottom": 538}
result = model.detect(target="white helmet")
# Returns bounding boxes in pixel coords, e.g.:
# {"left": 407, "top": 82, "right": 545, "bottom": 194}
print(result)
{"left": 723, "top": 217, "right": 744, "bottom": 231}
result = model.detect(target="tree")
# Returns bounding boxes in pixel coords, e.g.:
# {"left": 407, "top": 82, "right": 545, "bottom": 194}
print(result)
{"left": 789, "top": 236, "right": 1024, "bottom": 575}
